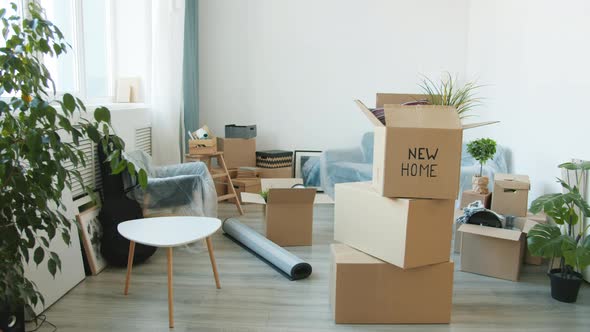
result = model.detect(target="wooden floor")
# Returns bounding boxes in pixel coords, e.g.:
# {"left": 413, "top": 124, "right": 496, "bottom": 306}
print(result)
{"left": 40, "top": 203, "right": 589, "bottom": 331}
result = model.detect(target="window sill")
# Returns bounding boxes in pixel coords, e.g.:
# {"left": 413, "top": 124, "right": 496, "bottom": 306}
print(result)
{"left": 85, "top": 102, "right": 150, "bottom": 112}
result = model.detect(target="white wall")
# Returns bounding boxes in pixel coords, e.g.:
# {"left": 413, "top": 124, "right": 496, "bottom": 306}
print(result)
{"left": 464, "top": 0, "right": 590, "bottom": 200}
{"left": 199, "top": 0, "right": 469, "bottom": 151}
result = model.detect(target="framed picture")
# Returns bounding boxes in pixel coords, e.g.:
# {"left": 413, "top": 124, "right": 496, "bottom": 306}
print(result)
{"left": 294, "top": 150, "right": 323, "bottom": 191}
{"left": 76, "top": 206, "right": 107, "bottom": 275}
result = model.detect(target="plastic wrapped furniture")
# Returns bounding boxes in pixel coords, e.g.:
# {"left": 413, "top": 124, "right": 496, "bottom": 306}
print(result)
{"left": 319, "top": 132, "right": 374, "bottom": 198}
{"left": 125, "top": 150, "right": 218, "bottom": 218}
{"left": 319, "top": 132, "right": 508, "bottom": 200}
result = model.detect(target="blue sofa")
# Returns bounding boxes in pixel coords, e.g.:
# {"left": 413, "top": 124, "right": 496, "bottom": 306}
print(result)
{"left": 319, "top": 132, "right": 509, "bottom": 200}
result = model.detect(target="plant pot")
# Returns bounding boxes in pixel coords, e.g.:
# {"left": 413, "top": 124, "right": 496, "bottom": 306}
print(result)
{"left": 471, "top": 175, "right": 489, "bottom": 194}
{"left": 548, "top": 268, "right": 583, "bottom": 303}
{"left": 0, "top": 302, "right": 25, "bottom": 332}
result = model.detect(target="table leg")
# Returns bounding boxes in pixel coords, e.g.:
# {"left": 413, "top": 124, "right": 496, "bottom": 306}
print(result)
{"left": 167, "top": 247, "right": 174, "bottom": 328}
{"left": 206, "top": 237, "right": 221, "bottom": 289}
{"left": 124, "top": 241, "right": 135, "bottom": 295}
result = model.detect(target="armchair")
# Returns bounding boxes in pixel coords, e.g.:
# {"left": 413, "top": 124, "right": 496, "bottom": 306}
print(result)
{"left": 125, "top": 150, "right": 218, "bottom": 218}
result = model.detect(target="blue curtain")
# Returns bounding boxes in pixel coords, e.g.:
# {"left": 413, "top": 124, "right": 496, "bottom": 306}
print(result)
{"left": 183, "top": 0, "right": 199, "bottom": 153}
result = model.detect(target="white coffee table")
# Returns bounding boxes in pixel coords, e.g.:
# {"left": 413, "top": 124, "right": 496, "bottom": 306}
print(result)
{"left": 118, "top": 216, "right": 222, "bottom": 328}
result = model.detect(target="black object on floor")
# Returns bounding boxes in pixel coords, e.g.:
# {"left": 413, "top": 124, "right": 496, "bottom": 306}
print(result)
{"left": 97, "top": 137, "right": 157, "bottom": 266}
{"left": 0, "top": 302, "right": 24, "bottom": 332}
{"left": 549, "top": 269, "right": 583, "bottom": 303}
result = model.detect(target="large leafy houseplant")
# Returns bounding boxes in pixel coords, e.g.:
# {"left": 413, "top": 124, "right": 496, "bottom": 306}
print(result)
{"left": 419, "top": 73, "right": 482, "bottom": 119}
{"left": 528, "top": 162, "right": 590, "bottom": 303}
{"left": 0, "top": 1, "right": 147, "bottom": 317}
{"left": 466, "top": 138, "right": 496, "bottom": 194}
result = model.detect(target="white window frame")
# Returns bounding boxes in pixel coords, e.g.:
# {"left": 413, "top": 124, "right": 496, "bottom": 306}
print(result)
{"left": 3, "top": 0, "right": 117, "bottom": 104}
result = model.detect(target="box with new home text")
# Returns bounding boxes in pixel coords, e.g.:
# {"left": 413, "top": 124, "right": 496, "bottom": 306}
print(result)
{"left": 355, "top": 93, "right": 496, "bottom": 199}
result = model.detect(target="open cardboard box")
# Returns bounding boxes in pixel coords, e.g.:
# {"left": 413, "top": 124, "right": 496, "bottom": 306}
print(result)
{"left": 330, "top": 243, "right": 453, "bottom": 324}
{"left": 355, "top": 93, "right": 497, "bottom": 199}
{"left": 491, "top": 173, "right": 531, "bottom": 217}
{"left": 335, "top": 182, "right": 455, "bottom": 269}
{"left": 458, "top": 217, "right": 539, "bottom": 281}
{"left": 229, "top": 178, "right": 261, "bottom": 204}
{"left": 188, "top": 125, "right": 217, "bottom": 155}
{"left": 241, "top": 178, "right": 332, "bottom": 246}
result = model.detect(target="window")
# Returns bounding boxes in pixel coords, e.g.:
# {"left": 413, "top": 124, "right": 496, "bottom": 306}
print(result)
{"left": 1, "top": 0, "right": 113, "bottom": 101}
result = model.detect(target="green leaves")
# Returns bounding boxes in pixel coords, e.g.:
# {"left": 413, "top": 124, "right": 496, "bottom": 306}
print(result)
{"left": 94, "top": 107, "right": 111, "bottom": 123}
{"left": 466, "top": 138, "right": 497, "bottom": 175}
{"left": 33, "top": 247, "right": 44, "bottom": 266}
{"left": 419, "top": 72, "right": 482, "bottom": 119}
{"left": 138, "top": 169, "right": 148, "bottom": 187}
{"left": 1, "top": 1, "right": 150, "bottom": 310}
{"left": 63, "top": 93, "right": 76, "bottom": 113}
{"left": 527, "top": 224, "right": 565, "bottom": 258}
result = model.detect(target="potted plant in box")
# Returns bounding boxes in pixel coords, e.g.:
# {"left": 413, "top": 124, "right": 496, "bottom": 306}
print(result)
{"left": 0, "top": 2, "right": 147, "bottom": 326}
{"left": 528, "top": 162, "right": 590, "bottom": 303}
{"left": 466, "top": 138, "right": 497, "bottom": 194}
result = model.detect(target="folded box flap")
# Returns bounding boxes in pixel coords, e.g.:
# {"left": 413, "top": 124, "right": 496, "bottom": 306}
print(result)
{"left": 267, "top": 188, "right": 316, "bottom": 204}
{"left": 383, "top": 105, "right": 461, "bottom": 129}
{"left": 241, "top": 192, "right": 266, "bottom": 205}
{"left": 261, "top": 178, "right": 304, "bottom": 191}
{"left": 354, "top": 100, "right": 384, "bottom": 127}
{"left": 458, "top": 223, "right": 522, "bottom": 241}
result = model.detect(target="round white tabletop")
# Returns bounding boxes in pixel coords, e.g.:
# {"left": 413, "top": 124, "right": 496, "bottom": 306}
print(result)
{"left": 118, "top": 216, "right": 221, "bottom": 248}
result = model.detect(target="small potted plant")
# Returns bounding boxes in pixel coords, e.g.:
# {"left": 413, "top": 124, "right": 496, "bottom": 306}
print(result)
{"left": 527, "top": 162, "right": 590, "bottom": 303}
{"left": 466, "top": 138, "right": 497, "bottom": 194}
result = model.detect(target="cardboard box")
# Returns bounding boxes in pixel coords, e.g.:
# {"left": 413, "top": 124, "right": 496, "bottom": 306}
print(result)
{"left": 355, "top": 93, "right": 495, "bottom": 199}
{"left": 491, "top": 173, "right": 530, "bottom": 217}
{"left": 258, "top": 166, "right": 292, "bottom": 178}
{"left": 460, "top": 190, "right": 492, "bottom": 209}
{"left": 514, "top": 214, "right": 547, "bottom": 265}
{"left": 241, "top": 178, "right": 332, "bottom": 246}
{"left": 236, "top": 166, "right": 293, "bottom": 179}
{"left": 210, "top": 168, "right": 227, "bottom": 196}
{"left": 229, "top": 178, "right": 261, "bottom": 204}
{"left": 334, "top": 182, "right": 454, "bottom": 269}
{"left": 330, "top": 244, "right": 453, "bottom": 324}
{"left": 458, "top": 218, "right": 538, "bottom": 281}
{"left": 217, "top": 137, "right": 256, "bottom": 169}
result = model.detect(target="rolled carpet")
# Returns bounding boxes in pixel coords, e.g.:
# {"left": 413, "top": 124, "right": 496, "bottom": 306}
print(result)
{"left": 222, "top": 218, "right": 312, "bottom": 280}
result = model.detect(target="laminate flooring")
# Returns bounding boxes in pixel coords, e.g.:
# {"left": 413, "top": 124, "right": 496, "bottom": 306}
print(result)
{"left": 39, "top": 203, "right": 589, "bottom": 331}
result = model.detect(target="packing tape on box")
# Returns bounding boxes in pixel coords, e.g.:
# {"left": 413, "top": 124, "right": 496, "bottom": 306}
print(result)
{"left": 222, "top": 218, "right": 312, "bottom": 280}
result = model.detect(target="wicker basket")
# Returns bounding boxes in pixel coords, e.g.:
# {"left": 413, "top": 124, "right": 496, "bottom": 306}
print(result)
{"left": 256, "top": 150, "right": 293, "bottom": 168}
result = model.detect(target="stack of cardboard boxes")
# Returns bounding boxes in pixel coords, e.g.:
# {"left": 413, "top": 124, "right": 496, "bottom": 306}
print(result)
{"left": 330, "top": 94, "right": 492, "bottom": 324}
{"left": 457, "top": 173, "right": 542, "bottom": 281}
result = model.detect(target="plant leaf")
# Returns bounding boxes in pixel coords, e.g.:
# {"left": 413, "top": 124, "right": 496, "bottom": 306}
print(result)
{"left": 63, "top": 93, "right": 76, "bottom": 112}
{"left": 33, "top": 247, "right": 45, "bottom": 266}
{"left": 527, "top": 224, "right": 566, "bottom": 258}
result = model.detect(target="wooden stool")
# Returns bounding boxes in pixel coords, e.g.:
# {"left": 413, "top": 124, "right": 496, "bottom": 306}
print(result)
{"left": 185, "top": 152, "right": 244, "bottom": 215}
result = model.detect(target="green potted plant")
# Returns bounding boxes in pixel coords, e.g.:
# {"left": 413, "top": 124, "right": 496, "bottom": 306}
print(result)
{"left": 527, "top": 162, "right": 590, "bottom": 303}
{"left": 0, "top": 1, "right": 147, "bottom": 325}
{"left": 466, "top": 138, "right": 497, "bottom": 194}
{"left": 419, "top": 73, "right": 482, "bottom": 119}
